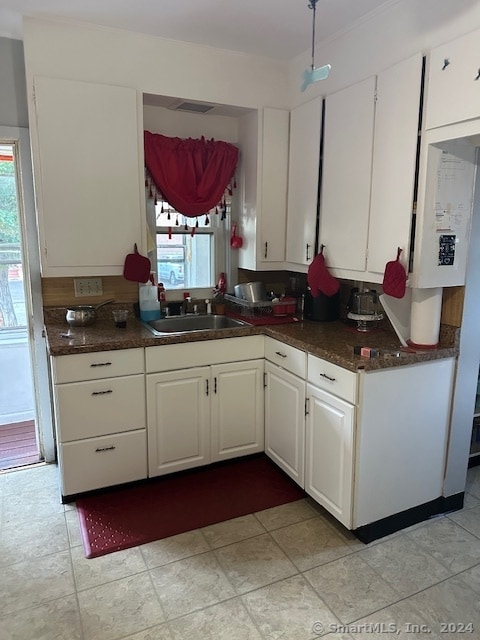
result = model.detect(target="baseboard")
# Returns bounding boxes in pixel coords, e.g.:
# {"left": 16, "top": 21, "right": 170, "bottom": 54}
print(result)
{"left": 353, "top": 493, "right": 465, "bottom": 544}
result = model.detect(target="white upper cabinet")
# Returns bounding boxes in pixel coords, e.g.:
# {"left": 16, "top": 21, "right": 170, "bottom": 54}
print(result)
{"left": 31, "top": 76, "right": 144, "bottom": 276}
{"left": 366, "top": 54, "right": 423, "bottom": 277}
{"left": 425, "top": 28, "right": 480, "bottom": 131}
{"left": 319, "top": 77, "right": 375, "bottom": 274}
{"left": 238, "top": 108, "right": 289, "bottom": 271}
{"left": 319, "top": 55, "right": 423, "bottom": 282}
{"left": 285, "top": 96, "right": 322, "bottom": 268}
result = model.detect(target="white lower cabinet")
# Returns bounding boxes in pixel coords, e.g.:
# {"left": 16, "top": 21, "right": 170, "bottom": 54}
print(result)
{"left": 305, "top": 384, "right": 355, "bottom": 528}
{"left": 264, "top": 338, "right": 307, "bottom": 486}
{"left": 51, "top": 348, "right": 147, "bottom": 498}
{"left": 305, "top": 354, "right": 357, "bottom": 528}
{"left": 146, "top": 337, "right": 265, "bottom": 477}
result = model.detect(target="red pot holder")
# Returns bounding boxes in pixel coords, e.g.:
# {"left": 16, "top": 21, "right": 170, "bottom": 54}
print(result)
{"left": 382, "top": 247, "right": 407, "bottom": 298}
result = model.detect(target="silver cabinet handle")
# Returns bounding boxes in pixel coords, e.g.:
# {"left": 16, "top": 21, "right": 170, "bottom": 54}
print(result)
{"left": 95, "top": 445, "right": 116, "bottom": 452}
{"left": 306, "top": 244, "right": 311, "bottom": 261}
{"left": 90, "top": 362, "right": 112, "bottom": 368}
{"left": 275, "top": 351, "right": 287, "bottom": 358}
{"left": 205, "top": 379, "right": 209, "bottom": 396}
{"left": 264, "top": 242, "right": 268, "bottom": 259}
{"left": 305, "top": 398, "right": 310, "bottom": 416}
{"left": 91, "top": 389, "right": 113, "bottom": 396}
{"left": 319, "top": 372, "right": 336, "bottom": 382}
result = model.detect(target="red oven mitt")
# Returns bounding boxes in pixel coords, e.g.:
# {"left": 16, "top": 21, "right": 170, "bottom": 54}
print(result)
{"left": 307, "top": 249, "right": 340, "bottom": 297}
{"left": 382, "top": 247, "right": 407, "bottom": 298}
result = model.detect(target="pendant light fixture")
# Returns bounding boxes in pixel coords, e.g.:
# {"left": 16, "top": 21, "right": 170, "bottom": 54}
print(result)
{"left": 301, "top": 0, "right": 331, "bottom": 92}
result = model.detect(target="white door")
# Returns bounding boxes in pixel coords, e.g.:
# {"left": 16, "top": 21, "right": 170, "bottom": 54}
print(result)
{"left": 211, "top": 360, "right": 264, "bottom": 461}
{"left": 0, "top": 127, "right": 54, "bottom": 470}
{"left": 305, "top": 383, "right": 355, "bottom": 528}
{"left": 265, "top": 361, "right": 305, "bottom": 487}
{"left": 285, "top": 97, "right": 322, "bottom": 267}
{"left": 319, "top": 77, "right": 375, "bottom": 273}
{"left": 146, "top": 367, "right": 210, "bottom": 476}
{"left": 32, "top": 76, "right": 143, "bottom": 276}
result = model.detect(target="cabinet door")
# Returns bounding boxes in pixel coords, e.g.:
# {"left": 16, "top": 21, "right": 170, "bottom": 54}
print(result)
{"left": 305, "top": 383, "right": 355, "bottom": 528}
{"left": 259, "top": 108, "right": 289, "bottom": 265}
{"left": 426, "top": 29, "right": 480, "bottom": 130}
{"left": 32, "top": 76, "right": 143, "bottom": 276}
{"left": 367, "top": 54, "right": 423, "bottom": 276}
{"left": 238, "top": 108, "right": 289, "bottom": 271}
{"left": 319, "top": 77, "right": 375, "bottom": 273}
{"left": 210, "top": 360, "right": 264, "bottom": 462}
{"left": 265, "top": 361, "right": 305, "bottom": 487}
{"left": 146, "top": 367, "right": 210, "bottom": 476}
{"left": 285, "top": 97, "right": 322, "bottom": 267}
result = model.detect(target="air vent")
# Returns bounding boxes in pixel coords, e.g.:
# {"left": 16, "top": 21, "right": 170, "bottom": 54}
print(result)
{"left": 171, "top": 101, "right": 215, "bottom": 114}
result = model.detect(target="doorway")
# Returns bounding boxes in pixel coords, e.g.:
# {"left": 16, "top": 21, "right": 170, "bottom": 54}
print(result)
{"left": 0, "top": 127, "right": 54, "bottom": 471}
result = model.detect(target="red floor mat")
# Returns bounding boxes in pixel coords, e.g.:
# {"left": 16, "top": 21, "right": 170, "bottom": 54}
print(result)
{"left": 77, "top": 455, "right": 305, "bottom": 558}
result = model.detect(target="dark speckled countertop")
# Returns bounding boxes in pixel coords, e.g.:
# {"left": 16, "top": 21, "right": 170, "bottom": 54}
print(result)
{"left": 43, "top": 305, "right": 459, "bottom": 372}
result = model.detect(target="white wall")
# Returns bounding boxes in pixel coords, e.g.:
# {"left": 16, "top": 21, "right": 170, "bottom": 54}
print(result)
{"left": 22, "top": 18, "right": 289, "bottom": 111}
{"left": 0, "top": 37, "right": 28, "bottom": 127}
{"left": 445, "top": 163, "right": 480, "bottom": 496}
{"left": 143, "top": 105, "right": 239, "bottom": 142}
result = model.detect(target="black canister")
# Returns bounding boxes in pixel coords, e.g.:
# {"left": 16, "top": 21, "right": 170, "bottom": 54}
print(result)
{"left": 304, "top": 287, "right": 340, "bottom": 322}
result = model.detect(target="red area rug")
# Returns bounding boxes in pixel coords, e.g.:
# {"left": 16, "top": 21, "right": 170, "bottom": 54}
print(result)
{"left": 77, "top": 455, "right": 305, "bottom": 559}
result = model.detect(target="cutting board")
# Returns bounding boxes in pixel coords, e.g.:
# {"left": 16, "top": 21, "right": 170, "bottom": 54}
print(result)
{"left": 379, "top": 291, "right": 411, "bottom": 347}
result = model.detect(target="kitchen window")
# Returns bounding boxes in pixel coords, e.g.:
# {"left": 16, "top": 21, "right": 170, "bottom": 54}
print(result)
{"left": 155, "top": 199, "right": 228, "bottom": 293}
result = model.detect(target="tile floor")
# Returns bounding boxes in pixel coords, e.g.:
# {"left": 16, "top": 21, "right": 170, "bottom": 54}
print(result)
{"left": 1, "top": 463, "right": 480, "bottom": 640}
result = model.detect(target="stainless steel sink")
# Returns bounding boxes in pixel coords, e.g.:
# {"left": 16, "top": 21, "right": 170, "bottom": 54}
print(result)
{"left": 142, "top": 314, "right": 253, "bottom": 336}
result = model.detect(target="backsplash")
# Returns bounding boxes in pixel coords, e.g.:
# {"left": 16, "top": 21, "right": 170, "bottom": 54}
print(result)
{"left": 41, "top": 276, "right": 139, "bottom": 307}
{"left": 41, "top": 272, "right": 465, "bottom": 328}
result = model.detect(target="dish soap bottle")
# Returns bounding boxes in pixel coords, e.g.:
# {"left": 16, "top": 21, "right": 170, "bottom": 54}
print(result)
{"left": 139, "top": 281, "right": 161, "bottom": 321}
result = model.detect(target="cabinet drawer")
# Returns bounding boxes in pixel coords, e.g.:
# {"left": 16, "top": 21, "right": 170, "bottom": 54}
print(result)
{"left": 307, "top": 354, "right": 357, "bottom": 403}
{"left": 146, "top": 335, "right": 264, "bottom": 373}
{"left": 59, "top": 429, "right": 147, "bottom": 497}
{"left": 55, "top": 374, "right": 145, "bottom": 442}
{"left": 264, "top": 337, "right": 306, "bottom": 378}
{"left": 52, "top": 348, "right": 144, "bottom": 383}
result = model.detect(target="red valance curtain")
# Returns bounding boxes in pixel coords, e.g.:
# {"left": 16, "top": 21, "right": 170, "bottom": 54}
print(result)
{"left": 144, "top": 131, "right": 239, "bottom": 218}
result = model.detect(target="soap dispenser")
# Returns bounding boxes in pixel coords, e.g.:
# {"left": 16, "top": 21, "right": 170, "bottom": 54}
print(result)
{"left": 139, "top": 280, "right": 161, "bottom": 321}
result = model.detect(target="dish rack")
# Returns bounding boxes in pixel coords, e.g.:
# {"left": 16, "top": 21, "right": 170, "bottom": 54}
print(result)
{"left": 225, "top": 294, "right": 296, "bottom": 318}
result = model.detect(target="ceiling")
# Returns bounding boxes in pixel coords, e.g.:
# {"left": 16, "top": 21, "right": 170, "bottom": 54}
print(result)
{"left": 0, "top": 0, "right": 397, "bottom": 62}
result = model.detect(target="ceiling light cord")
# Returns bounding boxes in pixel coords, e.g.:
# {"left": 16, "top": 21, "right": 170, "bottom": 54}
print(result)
{"left": 308, "top": 0, "right": 318, "bottom": 72}
{"left": 301, "top": 0, "right": 331, "bottom": 92}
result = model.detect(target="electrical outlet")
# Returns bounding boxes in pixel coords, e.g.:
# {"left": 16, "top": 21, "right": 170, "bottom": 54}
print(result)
{"left": 74, "top": 278, "right": 103, "bottom": 297}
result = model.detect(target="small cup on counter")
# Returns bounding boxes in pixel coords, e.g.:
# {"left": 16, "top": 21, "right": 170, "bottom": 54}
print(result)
{"left": 112, "top": 309, "right": 129, "bottom": 328}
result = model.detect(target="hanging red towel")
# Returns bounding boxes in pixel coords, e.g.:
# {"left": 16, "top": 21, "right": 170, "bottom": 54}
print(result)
{"left": 382, "top": 247, "right": 407, "bottom": 298}
{"left": 307, "top": 248, "right": 340, "bottom": 298}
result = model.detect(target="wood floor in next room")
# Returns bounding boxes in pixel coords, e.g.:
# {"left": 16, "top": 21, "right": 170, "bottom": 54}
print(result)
{"left": 0, "top": 420, "right": 40, "bottom": 471}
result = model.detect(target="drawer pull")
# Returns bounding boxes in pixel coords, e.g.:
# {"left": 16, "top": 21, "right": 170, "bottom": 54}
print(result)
{"left": 90, "top": 362, "right": 112, "bottom": 368}
{"left": 319, "top": 372, "right": 336, "bottom": 382}
{"left": 275, "top": 351, "right": 287, "bottom": 358}
{"left": 95, "top": 445, "right": 116, "bottom": 452}
{"left": 91, "top": 390, "right": 113, "bottom": 396}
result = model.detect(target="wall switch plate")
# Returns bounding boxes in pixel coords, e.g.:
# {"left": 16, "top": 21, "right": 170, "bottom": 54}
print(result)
{"left": 74, "top": 278, "right": 103, "bottom": 297}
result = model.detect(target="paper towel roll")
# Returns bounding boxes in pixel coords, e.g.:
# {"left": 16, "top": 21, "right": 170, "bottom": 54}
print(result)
{"left": 409, "top": 287, "right": 442, "bottom": 347}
